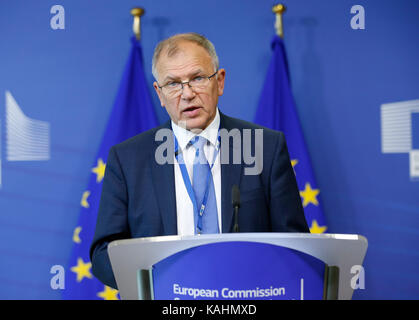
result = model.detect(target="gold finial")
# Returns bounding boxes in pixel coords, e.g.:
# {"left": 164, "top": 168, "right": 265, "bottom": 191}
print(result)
{"left": 272, "top": 4, "right": 286, "bottom": 39}
{"left": 130, "top": 7, "right": 145, "bottom": 40}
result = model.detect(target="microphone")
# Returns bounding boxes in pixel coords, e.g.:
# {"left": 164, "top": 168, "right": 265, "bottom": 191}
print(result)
{"left": 232, "top": 185, "right": 240, "bottom": 233}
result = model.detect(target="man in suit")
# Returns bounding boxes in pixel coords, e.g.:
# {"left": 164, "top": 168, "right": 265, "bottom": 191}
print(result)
{"left": 90, "top": 33, "right": 308, "bottom": 289}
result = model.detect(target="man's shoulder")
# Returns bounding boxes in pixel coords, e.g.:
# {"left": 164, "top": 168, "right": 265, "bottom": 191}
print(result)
{"left": 111, "top": 121, "right": 171, "bottom": 153}
{"left": 220, "top": 112, "right": 284, "bottom": 139}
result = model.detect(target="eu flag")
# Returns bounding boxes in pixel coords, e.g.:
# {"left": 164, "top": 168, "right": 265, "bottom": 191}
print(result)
{"left": 254, "top": 35, "right": 327, "bottom": 234}
{"left": 62, "top": 37, "right": 159, "bottom": 299}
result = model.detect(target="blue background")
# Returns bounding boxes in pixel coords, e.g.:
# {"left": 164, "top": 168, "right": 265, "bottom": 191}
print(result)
{"left": 0, "top": 0, "right": 418, "bottom": 299}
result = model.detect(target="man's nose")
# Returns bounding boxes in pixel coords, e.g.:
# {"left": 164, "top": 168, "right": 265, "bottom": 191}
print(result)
{"left": 180, "top": 83, "right": 196, "bottom": 99}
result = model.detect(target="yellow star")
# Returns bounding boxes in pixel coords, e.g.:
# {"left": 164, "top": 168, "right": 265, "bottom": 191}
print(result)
{"left": 310, "top": 220, "right": 327, "bottom": 234}
{"left": 299, "top": 182, "right": 320, "bottom": 207}
{"left": 97, "top": 286, "right": 120, "bottom": 300}
{"left": 80, "top": 191, "right": 90, "bottom": 208}
{"left": 72, "top": 226, "right": 82, "bottom": 244}
{"left": 291, "top": 159, "right": 298, "bottom": 175}
{"left": 92, "top": 158, "right": 106, "bottom": 183}
{"left": 71, "top": 257, "right": 93, "bottom": 282}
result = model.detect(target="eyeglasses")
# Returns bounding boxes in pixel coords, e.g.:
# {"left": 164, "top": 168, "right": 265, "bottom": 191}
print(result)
{"left": 157, "top": 70, "right": 218, "bottom": 98}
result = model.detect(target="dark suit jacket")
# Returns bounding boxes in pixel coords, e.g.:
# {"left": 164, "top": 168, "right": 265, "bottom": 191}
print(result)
{"left": 90, "top": 112, "right": 308, "bottom": 289}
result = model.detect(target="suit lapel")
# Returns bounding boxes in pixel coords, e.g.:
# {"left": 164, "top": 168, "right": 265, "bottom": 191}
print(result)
{"left": 219, "top": 112, "right": 243, "bottom": 233}
{"left": 150, "top": 121, "right": 178, "bottom": 235}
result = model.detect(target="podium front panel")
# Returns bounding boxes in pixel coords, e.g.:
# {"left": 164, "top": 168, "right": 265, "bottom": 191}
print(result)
{"left": 151, "top": 241, "right": 325, "bottom": 300}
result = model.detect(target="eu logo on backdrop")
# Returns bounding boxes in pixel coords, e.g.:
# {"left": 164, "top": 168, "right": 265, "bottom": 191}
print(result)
{"left": 381, "top": 99, "right": 419, "bottom": 180}
{"left": 0, "top": 91, "right": 51, "bottom": 188}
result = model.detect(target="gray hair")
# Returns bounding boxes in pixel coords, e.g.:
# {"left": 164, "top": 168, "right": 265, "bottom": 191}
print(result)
{"left": 151, "top": 32, "right": 219, "bottom": 81}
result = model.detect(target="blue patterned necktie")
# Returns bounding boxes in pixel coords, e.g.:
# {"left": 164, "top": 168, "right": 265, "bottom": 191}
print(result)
{"left": 191, "top": 136, "right": 219, "bottom": 234}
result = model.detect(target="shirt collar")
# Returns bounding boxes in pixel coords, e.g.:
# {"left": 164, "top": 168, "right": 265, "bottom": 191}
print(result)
{"left": 172, "top": 108, "right": 220, "bottom": 151}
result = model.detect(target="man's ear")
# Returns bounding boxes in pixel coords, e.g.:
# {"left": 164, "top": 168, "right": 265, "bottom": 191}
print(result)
{"left": 153, "top": 81, "right": 165, "bottom": 107}
{"left": 216, "top": 69, "right": 226, "bottom": 96}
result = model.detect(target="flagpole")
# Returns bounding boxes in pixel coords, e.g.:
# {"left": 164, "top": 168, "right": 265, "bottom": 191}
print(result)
{"left": 131, "top": 7, "right": 145, "bottom": 40}
{"left": 272, "top": 3, "right": 286, "bottom": 39}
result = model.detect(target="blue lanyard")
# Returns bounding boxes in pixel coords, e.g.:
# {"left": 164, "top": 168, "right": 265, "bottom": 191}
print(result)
{"left": 174, "top": 132, "right": 220, "bottom": 234}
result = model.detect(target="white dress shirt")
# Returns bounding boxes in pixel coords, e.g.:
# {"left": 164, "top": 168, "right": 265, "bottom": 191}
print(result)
{"left": 172, "top": 108, "right": 222, "bottom": 236}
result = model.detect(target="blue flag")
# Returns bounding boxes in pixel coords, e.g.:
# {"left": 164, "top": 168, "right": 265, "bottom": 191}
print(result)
{"left": 254, "top": 35, "right": 327, "bottom": 234}
{"left": 62, "top": 37, "right": 159, "bottom": 299}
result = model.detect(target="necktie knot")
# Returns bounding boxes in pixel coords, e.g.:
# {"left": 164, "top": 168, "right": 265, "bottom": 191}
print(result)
{"left": 190, "top": 136, "right": 207, "bottom": 152}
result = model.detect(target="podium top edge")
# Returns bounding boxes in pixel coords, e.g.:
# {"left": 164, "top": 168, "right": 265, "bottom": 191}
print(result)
{"left": 108, "top": 232, "right": 367, "bottom": 248}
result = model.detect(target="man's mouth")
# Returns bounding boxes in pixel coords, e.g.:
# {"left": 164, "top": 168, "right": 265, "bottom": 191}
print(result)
{"left": 182, "top": 106, "right": 201, "bottom": 117}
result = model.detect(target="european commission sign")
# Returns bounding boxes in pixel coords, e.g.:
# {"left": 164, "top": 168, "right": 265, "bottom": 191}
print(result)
{"left": 0, "top": 91, "right": 50, "bottom": 188}
{"left": 381, "top": 99, "right": 419, "bottom": 180}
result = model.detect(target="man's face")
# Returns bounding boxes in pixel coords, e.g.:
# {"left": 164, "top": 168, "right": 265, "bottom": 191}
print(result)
{"left": 153, "top": 41, "right": 225, "bottom": 131}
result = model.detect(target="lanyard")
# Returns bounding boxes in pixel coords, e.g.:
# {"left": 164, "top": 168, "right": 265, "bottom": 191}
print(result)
{"left": 174, "top": 132, "right": 220, "bottom": 234}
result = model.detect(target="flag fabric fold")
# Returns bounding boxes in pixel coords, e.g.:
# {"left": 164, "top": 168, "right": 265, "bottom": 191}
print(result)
{"left": 254, "top": 35, "right": 327, "bottom": 233}
{"left": 62, "top": 37, "right": 158, "bottom": 299}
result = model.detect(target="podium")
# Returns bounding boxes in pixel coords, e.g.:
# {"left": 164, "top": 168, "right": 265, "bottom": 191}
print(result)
{"left": 108, "top": 233, "right": 367, "bottom": 300}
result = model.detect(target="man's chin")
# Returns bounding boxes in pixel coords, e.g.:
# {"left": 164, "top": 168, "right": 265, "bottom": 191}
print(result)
{"left": 177, "top": 117, "right": 206, "bottom": 132}
{"left": 187, "top": 122, "right": 207, "bottom": 133}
